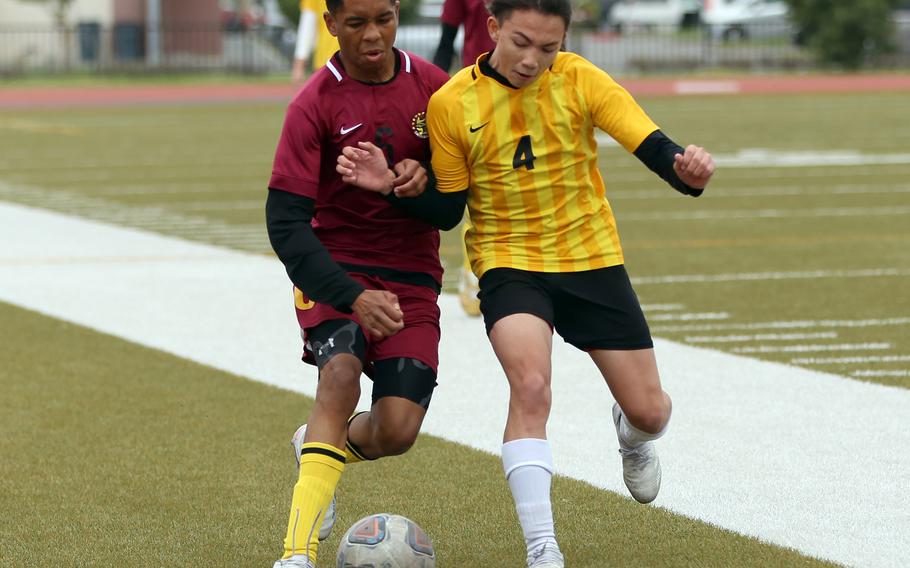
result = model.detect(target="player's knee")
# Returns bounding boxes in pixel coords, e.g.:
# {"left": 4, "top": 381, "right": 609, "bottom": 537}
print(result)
{"left": 509, "top": 372, "right": 552, "bottom": 414}
{"left": 374, "top": 419, "right": 419, "bottom": 456}
{"left": 624, "top": 396, "right": 670, "bottom": 434}
{"left": 316, "top": 358, "right": 362, "bottom": 406}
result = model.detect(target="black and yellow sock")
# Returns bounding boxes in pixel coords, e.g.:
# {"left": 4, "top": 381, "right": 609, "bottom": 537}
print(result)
{"left": 282, "top": 442, "right": 345, "bottom": 562}
{"left": 344, "top": 411, "right": 374, "bottom": 464}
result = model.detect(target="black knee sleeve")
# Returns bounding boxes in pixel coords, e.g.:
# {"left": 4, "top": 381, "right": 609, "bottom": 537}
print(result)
{"left": 370, "top": 358, "right": 437, "bottom": 409}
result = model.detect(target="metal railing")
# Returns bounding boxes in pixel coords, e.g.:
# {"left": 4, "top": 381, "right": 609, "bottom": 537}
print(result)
{"left": 1, "top": 22, "right": 908, "bottom": 77}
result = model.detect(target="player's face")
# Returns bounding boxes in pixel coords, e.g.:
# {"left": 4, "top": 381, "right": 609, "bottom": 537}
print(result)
{"left": 326, "top": 0, "right": 399, "bottom": 82}
{"left": 487, "top": 10, "right": 565, "bottom": 88}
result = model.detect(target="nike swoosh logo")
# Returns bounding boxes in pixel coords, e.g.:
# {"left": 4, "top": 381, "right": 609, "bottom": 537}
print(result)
{"left": 469, "top": 122, "right": 489, "bottom": 133}
{"left": 340, "top": 123, "right": 363, "bottom": 135}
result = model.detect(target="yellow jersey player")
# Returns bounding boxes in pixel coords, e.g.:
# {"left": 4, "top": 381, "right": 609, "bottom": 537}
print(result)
{"left": 336, "top": 0, "right": 715, "bottom": 564}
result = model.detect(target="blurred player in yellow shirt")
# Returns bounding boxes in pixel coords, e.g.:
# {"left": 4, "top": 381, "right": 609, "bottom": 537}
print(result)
{"left": 291, "top": 0, "right": 340, "bottom": 83}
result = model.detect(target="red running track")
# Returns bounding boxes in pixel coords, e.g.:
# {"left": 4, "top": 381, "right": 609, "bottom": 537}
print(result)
{"left": 1, "top": 74, "right": 909, "bottom": 109}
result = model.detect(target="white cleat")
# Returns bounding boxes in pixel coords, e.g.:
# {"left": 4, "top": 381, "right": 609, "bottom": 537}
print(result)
{"left": 612, "top": 403, "right": 661, "bottom": 504}
{"left": 272, "top": 555, "right": 315, "bottom": 568}
{"left": 290, "top": 423, "right": 337, "bottom": 540}
{"left": 527, "top": 542, "right": 565, "bottom": 568}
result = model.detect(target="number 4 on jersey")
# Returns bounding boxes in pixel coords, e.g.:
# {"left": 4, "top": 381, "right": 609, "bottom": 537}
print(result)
{"left": 512, "top": 135, "right": 536, "bottom": 170}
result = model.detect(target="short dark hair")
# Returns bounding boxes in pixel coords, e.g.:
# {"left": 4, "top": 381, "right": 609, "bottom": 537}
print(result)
{"left": 325, "top": 0, "right": 396, "bottom": 14}
{"left": 487, "top": 0, "right": 572, "bottom": 29}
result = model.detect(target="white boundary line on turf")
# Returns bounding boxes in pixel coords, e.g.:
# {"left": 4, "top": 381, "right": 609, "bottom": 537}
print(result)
{"left": 653, "top": 317, "right": 910, "bottom": 333}
{"left": 1, "top": 201, "right": 908, "bottom": 568}
{"left": 731, "top": 342, "right": 890, "bottom": 354}
{"left": 633, "top": 268, "right": 910, "bottom": 285}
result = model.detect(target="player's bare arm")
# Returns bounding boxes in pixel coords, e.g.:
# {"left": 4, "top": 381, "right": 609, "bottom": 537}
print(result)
{"left": 673, "top": 144, "right": 715, "bottom": 189}
{"left": 351, "top": 289, "right": 404, "bottom": 339}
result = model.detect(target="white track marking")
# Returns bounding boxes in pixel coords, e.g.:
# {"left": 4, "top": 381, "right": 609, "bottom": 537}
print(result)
{"left": 653, "top": 317, "right": 910, "bottom": 333}
{"left": 732, "top": 342, "right": 891, "bottom": 354}
{"left": 622, "top": 206, "right": 910, "bottom": 221}
{"left": 713, "top": 148, "right": 910, "bottom": 168}
{"left": 1, "top": 202, "right": 908, "bottom": 568}
{"left": 792, "top": 355, "right": 910, "bottom": 365}
{"left": 647, "top": 312, "right": 730, "bottom": 322}
{"left": 685, "top": 332, "right": 838, "bottom": 343}
{"left": 851, "top": 370, "right": 910, "bottom": 378}
{"left": 634, "top": 268, "right": 910, "bottom": 285}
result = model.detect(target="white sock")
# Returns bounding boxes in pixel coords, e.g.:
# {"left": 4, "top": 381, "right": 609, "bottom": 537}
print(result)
{"left": 502, "top": 438, "right": 557, "bottom": 554}
{"left": 618, "top": 409, "right": 670, "bottom": 449}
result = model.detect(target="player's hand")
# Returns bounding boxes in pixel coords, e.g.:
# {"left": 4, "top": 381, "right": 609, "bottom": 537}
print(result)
{"left": 390, "top": 159, "right": 427, "bottom": 198}
{"left": 673, "top": 145, "right": 715, "bottom": 190}
{"left": 337, "top": 141, "right": 395, "bottom": 195}
{"left": 351, "top": 289, "right": 404, "bottom": 340}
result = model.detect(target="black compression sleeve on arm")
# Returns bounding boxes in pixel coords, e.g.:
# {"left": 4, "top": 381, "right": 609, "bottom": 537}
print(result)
{"left": 633, "top": 130, "right": 703, "bottom": 197}
{"left": 265, "top": 188, "right": 365, "bottom": 312}
{"left": 384, "top": 165, "right": 467, "bottom": 230}
{"left": 432, "top": 23, "right": 458, "bottom": 71}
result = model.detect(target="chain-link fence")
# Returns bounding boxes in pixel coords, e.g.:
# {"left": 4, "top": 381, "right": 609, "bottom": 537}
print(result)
{"left": 1, "top": 22, "right": 908, "bottom": 77}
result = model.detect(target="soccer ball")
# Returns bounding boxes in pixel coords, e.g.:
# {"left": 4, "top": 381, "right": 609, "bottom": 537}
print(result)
{"left": 336, "top": 513, "right": 436, "bottom": 568}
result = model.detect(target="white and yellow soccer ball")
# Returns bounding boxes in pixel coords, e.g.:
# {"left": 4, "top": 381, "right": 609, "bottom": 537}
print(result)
{"left": 336, "top": 513, "right": 436, "bottom": 568}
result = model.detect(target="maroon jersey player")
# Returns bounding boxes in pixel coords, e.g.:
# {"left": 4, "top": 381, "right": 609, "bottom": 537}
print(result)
{"left": 265, "top": 0, "right": 460, "bottom": 565}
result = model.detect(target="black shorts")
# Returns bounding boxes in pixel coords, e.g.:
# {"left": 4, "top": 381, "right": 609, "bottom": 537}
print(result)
{"left": 477, "top": 265, "right": 653, "bottom": 351}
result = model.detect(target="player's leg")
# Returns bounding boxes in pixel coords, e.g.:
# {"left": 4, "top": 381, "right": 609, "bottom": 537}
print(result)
{"left": 480, "top": 268, "right": 564, "bottom": 568}
{"left": 347, "top": 357, "right": 435, "bottom": 458}
{"left": 590, "top": 348, "right": 670, "bottom": 504}
{"left": 553, "top": 265, "right": 669, "bottom": 504}
{"left": 277, "top": 319, "right": 366, "bottom": 567}
{"left": 346, "top": 281, "right": 440, "bottom": 458}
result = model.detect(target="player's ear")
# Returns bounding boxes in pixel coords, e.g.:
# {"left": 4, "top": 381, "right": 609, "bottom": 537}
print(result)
{"left": 324, "top": 11, "right": 338, "bottom": 37}
{"left": 487, "top": 16, "right": 500, "bottom": 43}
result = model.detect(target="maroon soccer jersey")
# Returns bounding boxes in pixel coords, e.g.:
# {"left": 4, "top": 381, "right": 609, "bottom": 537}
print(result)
{"left": 269, "top": 49, "right": 450, "bottom": 284}
{"left": 440, "top": 0, "right": 495, "bottom": 68}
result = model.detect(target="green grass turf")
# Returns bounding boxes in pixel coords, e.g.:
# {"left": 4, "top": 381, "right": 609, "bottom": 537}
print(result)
{"left": 0, "top": 301, "right": 837, "bottom": 567}
{"left": 0, "top": 92, "right": 908, "bottom": 388}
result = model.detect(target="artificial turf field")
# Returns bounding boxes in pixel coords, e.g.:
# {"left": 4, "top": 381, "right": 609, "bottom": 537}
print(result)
{"left": 1, "top": 89, "right": 907, "bottom": 567}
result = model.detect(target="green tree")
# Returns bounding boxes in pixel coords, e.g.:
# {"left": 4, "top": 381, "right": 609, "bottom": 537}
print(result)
{"left": 277, "top": 0, "right": 420, "bottom": 25}
{"left": 786, "top": 0, "right": 899, "bottom": 68}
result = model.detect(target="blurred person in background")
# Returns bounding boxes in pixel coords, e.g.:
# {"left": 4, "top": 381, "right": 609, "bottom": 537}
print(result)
{"left": 432, "top": 0, "right": 497, "bottom": 316}
{"left": 292, "top": 0, "right": 340, "bottom": 83}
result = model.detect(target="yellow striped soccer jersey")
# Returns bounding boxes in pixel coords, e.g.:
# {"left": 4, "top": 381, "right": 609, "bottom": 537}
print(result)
{"left": 428, "top": 52, "right": 659, "bottom": 278}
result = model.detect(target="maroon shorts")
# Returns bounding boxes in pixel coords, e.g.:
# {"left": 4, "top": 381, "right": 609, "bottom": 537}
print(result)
{"left": 294, "top": 274, "right": 441, "bottom": 373}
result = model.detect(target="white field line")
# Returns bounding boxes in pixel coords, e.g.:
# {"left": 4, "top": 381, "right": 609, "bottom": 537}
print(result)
{"left": 653, "top": 317, "right": 910, "bottom": 333}
{"left": 731, "top": 342, "right": 891, "bottom": 354}
{"left": 1, "top": 202, "right": 908, "bottom": 568}
{"left": 633, "top": 269, "right": 910, "bottom": 285}
{"left": 622, "top": 206, "right": 910, "bottom": 221}
{"left": 611, "top": 184, "right": 910, "bottom": 201}
{"left": 593, "top": 145, "right": 910, "bottom": 169}
{"left": 685, "top": 332, "right": 838, "bottom": 344}
{"left": 641, "top": 303, "right": 685, "bottom": 312}
{"left": 792, "top": 355, "right": 910, "bottom": 365}
{"left": 852, "top": 370, "right": 910, "bottom": 378}
{"left": 645, "top": 312, "right": 729, "bottom": 322}
{"left": 713, "top": 149, "right": 910, "bottom": 168}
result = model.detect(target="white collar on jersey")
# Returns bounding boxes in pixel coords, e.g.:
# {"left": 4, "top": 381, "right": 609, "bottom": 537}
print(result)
{"left": 325, "top": 49, "right": 411, "bottom": 82}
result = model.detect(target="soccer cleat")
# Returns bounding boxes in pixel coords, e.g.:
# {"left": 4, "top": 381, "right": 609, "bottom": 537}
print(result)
{"left": 290, "top": 423, "right": 337, "bottom": 540}
{"left": 458, "top": 265, "right": 481, "bottom": 317}
{"left": 272, "top": 555, "right": 315, "bottom": 568}
{"left": 612, "top": 403, "right": 661, "bottom": 504}
{"left": 527, "top": 542, "right": 565, "bottom": 568}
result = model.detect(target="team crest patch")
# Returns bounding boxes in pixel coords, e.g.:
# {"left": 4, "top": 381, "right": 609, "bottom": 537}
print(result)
{"left": 411, "top": 111, "right": 428, "bottom": 139}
